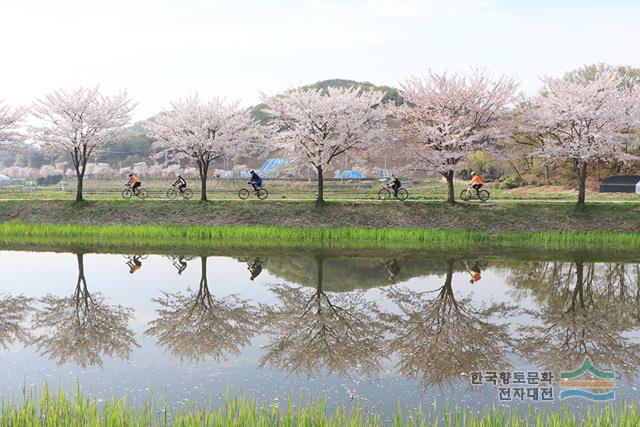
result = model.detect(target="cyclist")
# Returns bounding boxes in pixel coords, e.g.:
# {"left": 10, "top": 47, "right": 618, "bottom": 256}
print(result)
{"left": 127, "top": 173, "right": 142, "bottom": 195}
{"left": 388, "top": 174, "right": 401, "bottom": 197}
{"left": 385, "top": 259, "right": 401, "bottom": 283}
{"left": 465, "top": 261, "right": 482, "bottom": 284}
{"left": 127, "top": 256, "right": 143, "bottom": 274}
{"left": 173, "top": 256, "right": 187, "bottom": 275}
{"left": 247, "top": 258, "right": 263, "bottom": 281}
{"left": 248, "top": 170, "right": 262, "bottom": 192}
{"left": 468, "top": 171, "right": 484, "bottom": 195}
{"left": 173, "top": 174, "right": 187, "bottom": 194}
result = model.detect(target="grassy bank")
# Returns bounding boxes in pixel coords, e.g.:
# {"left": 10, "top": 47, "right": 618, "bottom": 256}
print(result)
{"left": 3, "top": 387, "right": 639, "bottom": 427}
{"left": 1, "top": 199, "right": 639, "bottom": 232}
{"left": 1, "top": 222, "right": 640, "bottom": 253}
{"left": 1, "top": 200, "right": 639, "bottom": 252}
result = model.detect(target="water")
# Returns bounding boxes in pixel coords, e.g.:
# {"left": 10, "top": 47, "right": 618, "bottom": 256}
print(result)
{"left": 0, "top": 248, "right": 639, "bottom": 415}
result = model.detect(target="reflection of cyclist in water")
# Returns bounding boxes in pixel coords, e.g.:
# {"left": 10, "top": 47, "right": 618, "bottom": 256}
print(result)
{"left": 173, "top": 256, "right": 188, "bottom": 275}
{"left": 127, "top": 256, "right": 143, "bottom": 274}
{"left": 465, "top": 261, "right": 482, "bottom": 284}
{"left": 385, "top": 259, "right": 401, "bottom": 283}
{"left": 247, "top": 258, "right": 266, "bottom": 281}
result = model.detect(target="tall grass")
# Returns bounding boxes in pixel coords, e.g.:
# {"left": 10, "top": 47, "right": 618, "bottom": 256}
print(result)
{"left": 1, "top": 386, "right": 639, "bottom": 426}
{"left": 0, "top": 222, "right": 639, "bottom": 252}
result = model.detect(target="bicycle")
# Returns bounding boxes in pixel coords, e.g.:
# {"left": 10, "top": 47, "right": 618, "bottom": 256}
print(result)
{"left": 238, "top": 186, "right": 269, "bottom": 200}
{"left": 460, "top": 187, "right": 490, "bottom": 202}
{"left": 122, "top": 184, "right": 148, "bottom": 199}
{"left": 166, "top": 185, "right": 193, "bottom": 200}
{"left": 378, "top": 184, "right": 409, "bottom": 201}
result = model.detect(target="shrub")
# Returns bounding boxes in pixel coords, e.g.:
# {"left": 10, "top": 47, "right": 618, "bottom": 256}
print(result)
{"left": 36, "top": 174, "right": 63, "bottom": 186}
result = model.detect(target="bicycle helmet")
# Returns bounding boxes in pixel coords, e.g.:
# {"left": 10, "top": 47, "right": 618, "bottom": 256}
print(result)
{"left": 128, "top": 173, "right": 133, "bottom": 177}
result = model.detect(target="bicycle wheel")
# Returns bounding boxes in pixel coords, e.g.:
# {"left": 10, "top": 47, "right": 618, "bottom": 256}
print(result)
{"left": 257, "top": 188, "right": 269, "bottom": 200}
{"left": 378, "top": 188, "right": 391, "bottom": 200}
{"left": 478, "top": 190, "right": 490, "bottom": 202}
{"left": 460, "top": 190, "right": 471, "bottom": 201}
{"left": 238, "top": 188, "right": 250, "bottom": 200}
{"left": 182, "top": 188, "right": 194, "bottom": 199}
{"left": 122, "top": 188, "right": 133, "bottom": 199}
{"left": 166, "top": 188, "right": 177, "bottom": 199}
{"left": 138, "top": 188, "right": 148, "bottom": 199}
{"left": 396, "top": 188, "right": 409, "bottom": 201}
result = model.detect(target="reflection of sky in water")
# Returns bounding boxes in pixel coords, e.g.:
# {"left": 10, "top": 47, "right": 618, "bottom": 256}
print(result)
{"left": 0, "top": 250, "right": 639, "bottom": 416}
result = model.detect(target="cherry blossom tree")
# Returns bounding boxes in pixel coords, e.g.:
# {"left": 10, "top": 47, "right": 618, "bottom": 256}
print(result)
{"left": 265, "top": 87, "right": 388, "bottom": 205}
{"left": 31, "top": 87, "right": 135, "bottom": 201}
{"left": 0, "top": 101, "right": 26, "bottom": 150}
{"left": 146, "top": 95, "right": 259, "bottom": 201}
{"left": 529, "top": 71, "right": 640, "bottom": 207}
{"left": 395, "top": 70, "right": 517, "bottom": 204}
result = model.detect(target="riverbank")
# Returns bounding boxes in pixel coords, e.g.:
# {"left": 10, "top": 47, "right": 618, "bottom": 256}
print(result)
{"left": 1, "top": 200, "right": 640, "bottom": 252}
{"left": 2, "top": 387, "right": 637, "bottom": 426}
{"left": 1, "top": 199, "right": 640, "bottom": 232}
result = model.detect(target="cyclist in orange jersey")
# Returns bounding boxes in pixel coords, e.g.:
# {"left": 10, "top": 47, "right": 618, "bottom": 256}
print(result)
{"left": 127, "top": 173, "right": 142, "bottom": 195}
{"left": 469, "top": 171, "right": 484, "bottom": 195}
{"left": 465, "top": 261, "right": 482, "bottom": 284}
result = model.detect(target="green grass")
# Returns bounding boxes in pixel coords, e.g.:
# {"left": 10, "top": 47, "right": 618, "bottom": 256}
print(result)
{"left": 2, "top": 386, "right": 639, "bottom": 426}
{"left": 1, "top": 222, "right": 639, "bottom": 252}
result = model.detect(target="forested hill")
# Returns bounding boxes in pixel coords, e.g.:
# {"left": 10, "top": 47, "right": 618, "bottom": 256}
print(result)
{"left": 301, "top": 79, "right": 403, "bottom": 105}
{"left": 250, "top": 78, "right": 402, "bottom": 124}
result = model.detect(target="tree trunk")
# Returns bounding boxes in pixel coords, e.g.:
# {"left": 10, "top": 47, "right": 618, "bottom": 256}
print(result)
{"left": 316, "top": 165, "right": 324, "bottom": 206}
{"left": 200, "top": 174, "right": 207, "bottom": 201}
{"left": 316, "top": 254, "right": 323, "bottom": 294}
{"left": 77, "top": 253, "right": 84, "bottom": 278}
{"left": 197, "top": 160, "right": 209, "bottom": 202}
{"left": 544, "top": 163, "right": 550, "bottom": 185}
{"left": 509, "top": 161, "right": 526, "bottom": 185}
{"left": 576, "top": 160, "right": 588, "bottom": 208}
{"left": 75, "top": 173, "right": 84, "bottom": 202}
{"left": 315, "top": 254, "right": 324, "bottom": 314}
{"left": 74, "top": 252, "right": 88, "bottom": 306}
{"left": 445, "top": 170, "right": 455, "bottom": 204}
{"left": 574, "top": 260, "right": 585, "bottom": 309}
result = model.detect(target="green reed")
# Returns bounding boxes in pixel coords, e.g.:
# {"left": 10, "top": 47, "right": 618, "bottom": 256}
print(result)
{"left": 0, "top": 222, "right": 639, "bottom": 252}
{"left": 1, "top": 386, "right": 640, "bottom": 426}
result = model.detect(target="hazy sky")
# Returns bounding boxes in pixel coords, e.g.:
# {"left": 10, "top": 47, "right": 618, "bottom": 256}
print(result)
{"left": 1, "top": 0, "right": 639, "bottom": 119}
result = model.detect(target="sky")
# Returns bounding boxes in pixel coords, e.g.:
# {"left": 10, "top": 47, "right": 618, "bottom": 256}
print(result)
{"left": 1, "top": 0, "right": 639, "bottom": 120}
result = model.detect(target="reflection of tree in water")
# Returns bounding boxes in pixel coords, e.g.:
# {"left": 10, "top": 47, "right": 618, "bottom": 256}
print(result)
{"left": 512, "top": 260, "right": 640, "bottom": 379}
{"left": 146, "top": 256, "right": 260, "bottom": 362}
{"left": 0, "top": 294, "right": 33, "bottom": 349}
{"left": 261, "top": 255, "right": 385, "bottom": 377}
{"left": 381, "top": 259, "right": 513, "bottom": 387}
{"left": 384, "top": 259, "right": 401, "bottom": 283}
{"left": 265, "top": 255, "right": 467, "bottom": 291}
{"left": 32, "top": 253, "right": 137, "bottom": 367}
